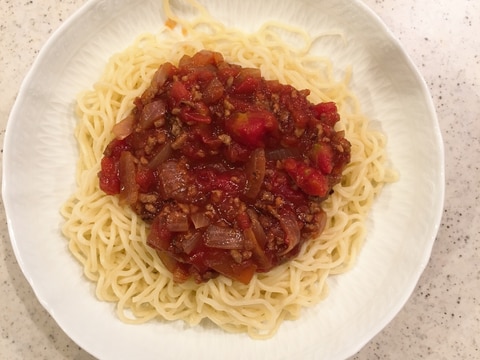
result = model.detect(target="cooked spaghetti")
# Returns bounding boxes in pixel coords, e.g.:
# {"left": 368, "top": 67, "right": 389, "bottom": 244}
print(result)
{"left": 61, "top": 0, "right": 397, "bottom": 339}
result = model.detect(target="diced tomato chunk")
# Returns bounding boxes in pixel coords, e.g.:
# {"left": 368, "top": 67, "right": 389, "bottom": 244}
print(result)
{"left": 310, "top": 143, "right": 334, "bottom": 174}
{"left": 104, "top": 138, "right": 129, "bottom": 158}
{"left": 202, "top": 78, "right": 224, "bottom": 104}
{"left": 169, "top": 81, "right": 191, "bottom": 104}
{"left": 233, "top": 76, "right": 261, "bottom": 94}
{"left": 311, "top": 102, "right": 340, "bottom": 126}
{"left": 236, "top": 212, "right": 251, "bottom": 230}
{"left": 268, "top": 169, "right": 307, "bottom": 204}
{"left": 217, "top": 62, "right": 241, "bottom": 82}
{"left": 179, "top": 108, "right": 211, "bottom": 124}
{"left": 135, "top": 167, "right": 156, "bottom": 192}
{"left": 225, "top": 111, "right": 278, "bottom": 148}
{"left": 195, "top": 168, "right": 244, "bottom": 196}
{"left": 283, "top": 158, "right": 329, "bottom": 197}
{"left": 99, "top": 157, "right": 120, "bottom": 194}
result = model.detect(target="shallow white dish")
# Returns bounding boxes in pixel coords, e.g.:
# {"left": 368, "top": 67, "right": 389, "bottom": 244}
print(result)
{"left": 2, "top": 0, "right": 444, "bottom": 359}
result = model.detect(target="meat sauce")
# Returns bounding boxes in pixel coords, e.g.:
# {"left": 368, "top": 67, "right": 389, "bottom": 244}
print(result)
{"left": 98, "top": 50, "right": 351, "bottom": 284}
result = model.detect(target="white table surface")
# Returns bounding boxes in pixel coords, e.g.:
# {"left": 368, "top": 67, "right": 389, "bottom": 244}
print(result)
{"left": 0, "top": 0, "right": 478, "bottom": 359}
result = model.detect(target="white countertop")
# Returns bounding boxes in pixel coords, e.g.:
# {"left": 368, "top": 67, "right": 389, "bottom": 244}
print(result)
{"left": 0, "top": 0, "right": 478, "bottom": 359}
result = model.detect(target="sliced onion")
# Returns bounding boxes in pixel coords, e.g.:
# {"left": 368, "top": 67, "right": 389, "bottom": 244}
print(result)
{"left": 246, "top": 208, "right": 267, "bottom": 248}
{"left": 146, "top": 215, "right": 170, "bottom": 251}
{"left": 147, "top": 141, "right": 172, "bottom": 169}
{"left": 141, "top": 63, "right": 174, "bottom": 103}
{"left": 242, "top": 227, "right": 271, "bottom": 269}
{"left": 204, "top": 225, "right": 245, "bottom": 249}
{"left": 278, "top": 208, "right": 301, "bottom": 255}
{"left": 159, "top": 160, "right": 188, "bottom": 201}
{"left": 166, "top": 212, "right": 189, "bottom": 232}
{"left": 119, "top": 151, "right": 139, "bottom": 205}
{"left": 244, "top": 148, "right": 266, "bottom": 199}
{"left": 156, "top": 251, "right": 189, "bottom": 283}
{"left": 139, "top": 99, "right": 166, "bottom": 129}
{"left": 156, "top": 250, "right": 178, "bottom": 273}
{"left": 316, "top": 210, "right": 327, "bottom": 235}
{"left": 181, "top": 232, "right": 202, "bottom": 254}
{"left": 152, "top": 63, "right": 172, "bottom": 89}
{"left": 190, "top": 212, "right": 210, "bottom": 229}
{"left": 112, "top": 114, "right": 135, "bottom": 140}
{"left": 265, "top": 147, "right": 298, "bottom": 161}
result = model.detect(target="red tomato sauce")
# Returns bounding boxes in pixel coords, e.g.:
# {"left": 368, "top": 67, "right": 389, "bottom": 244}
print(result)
{"left": 98, "top": 50, "right": 351, "bottom": 284}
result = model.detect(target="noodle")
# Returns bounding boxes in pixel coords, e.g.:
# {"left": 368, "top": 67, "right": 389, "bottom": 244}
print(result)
{"left": 61, "top": 0, "right": 397, "bottom": 339}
